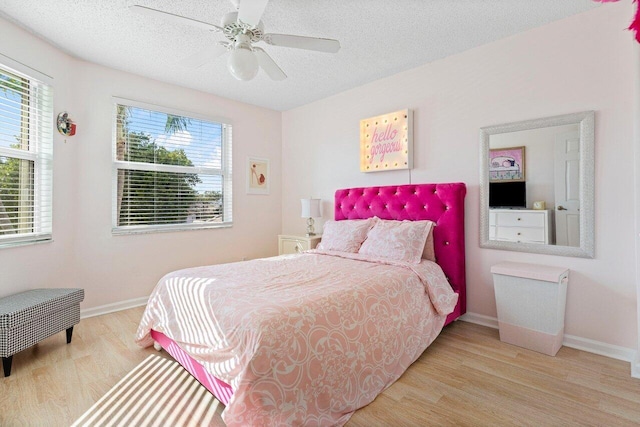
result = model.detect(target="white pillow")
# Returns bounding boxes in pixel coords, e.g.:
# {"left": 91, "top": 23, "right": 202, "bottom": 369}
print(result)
{"left": 316, "top": 218, "right": 376, "bottom": 253}
{"left": 359, "top": 219, "right": 433, "bottom": 264}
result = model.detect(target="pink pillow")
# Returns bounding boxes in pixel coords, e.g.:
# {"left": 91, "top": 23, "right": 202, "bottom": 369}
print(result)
{"left": 317, "top": 218, "right": 375, "bottom": 253}
{"left": 422, "top": 224, "right": 436, "bottom": 261}
{"left": 359, "top": 219, "right": 433, "bottom": 264}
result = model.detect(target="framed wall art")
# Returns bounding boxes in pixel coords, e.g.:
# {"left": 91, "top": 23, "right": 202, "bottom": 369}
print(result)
{"left": 489, "top": 146, "right": 525, "bottom": 182}
{"left": 246, "top": 157, "right": 270, "bottom": 195}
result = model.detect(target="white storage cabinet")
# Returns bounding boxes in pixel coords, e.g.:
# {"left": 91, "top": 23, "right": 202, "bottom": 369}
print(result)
{"left": 491, "top": 261, "right": 568, "bottom": 356}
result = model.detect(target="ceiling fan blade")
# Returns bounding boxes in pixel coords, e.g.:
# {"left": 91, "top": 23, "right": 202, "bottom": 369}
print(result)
{"left": 237, "top": 0, "right": 269, "bottom": 27}
{"left": 253, "top": 48, "right": 286, "bottom": 81}
{"left": 181, "top": 43, "right": 229, "bottom": 68}
{"left": 263, "top": 34, "right": 340, "bottom": 53}
{"left": 130, "top": 5, "right": 223, "bottom": 32}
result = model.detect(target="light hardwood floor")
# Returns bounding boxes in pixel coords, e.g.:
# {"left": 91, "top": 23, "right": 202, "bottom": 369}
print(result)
{"left": 1, "top": 307, "right": 639, "bottom": 426}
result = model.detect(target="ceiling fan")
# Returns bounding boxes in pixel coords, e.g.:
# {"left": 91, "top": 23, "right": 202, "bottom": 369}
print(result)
{"left": 130, "top": 0, "right": 341, "bottom": 81}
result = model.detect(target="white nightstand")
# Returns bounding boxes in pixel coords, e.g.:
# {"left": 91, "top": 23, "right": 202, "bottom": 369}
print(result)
{"left": 278, "top": 235, "right": 322, "bottom": 255}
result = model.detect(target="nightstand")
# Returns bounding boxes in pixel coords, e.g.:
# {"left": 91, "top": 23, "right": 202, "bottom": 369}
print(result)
{"left": 278, "top": 235, "right": 322, "bottom": 255}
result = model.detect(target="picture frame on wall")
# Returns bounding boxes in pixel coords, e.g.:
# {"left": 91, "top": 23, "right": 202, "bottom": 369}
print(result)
{"left": 489, "top": 146, "right": 525, "bottom": 182}
{"left": 246, "top": 156, "right": 270, "bottom": 195}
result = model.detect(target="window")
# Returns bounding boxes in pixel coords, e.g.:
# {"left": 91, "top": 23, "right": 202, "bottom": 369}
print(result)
{"left": 112, "top": 99, "right": 232, "bottom": 234}
{"left": 0, "top": 61, "right": 53, "bottom": 248}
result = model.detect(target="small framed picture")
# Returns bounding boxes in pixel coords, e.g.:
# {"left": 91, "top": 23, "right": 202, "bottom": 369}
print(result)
{"left": 246, "top": 157, "right": 270, "bottom": 195}
{"left": 489, "top": 146, "right": 525, "bottom": 182}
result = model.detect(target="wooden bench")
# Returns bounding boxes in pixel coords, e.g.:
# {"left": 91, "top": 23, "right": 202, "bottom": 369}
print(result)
{"left": 0, "top": 288, "right": 84, "bottom": 377}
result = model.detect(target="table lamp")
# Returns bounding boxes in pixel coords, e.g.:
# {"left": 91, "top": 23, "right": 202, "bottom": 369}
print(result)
{"left": 300, "top": 198, "right": 321, "bottom": 236}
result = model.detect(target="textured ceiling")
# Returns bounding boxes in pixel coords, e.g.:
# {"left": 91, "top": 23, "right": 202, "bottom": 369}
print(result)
{"left": 0, "top": 0, "right": 600, "bottom": 111}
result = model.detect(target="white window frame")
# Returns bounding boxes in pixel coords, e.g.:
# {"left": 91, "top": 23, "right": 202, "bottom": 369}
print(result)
{"left": 0, "top": 54, "right": 53, "bottom": 249}
{"left": 111, "top": 97, "right": 233, "bottom": 235}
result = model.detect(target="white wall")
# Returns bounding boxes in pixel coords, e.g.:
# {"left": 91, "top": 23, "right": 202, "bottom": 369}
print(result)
{"left": 0, "top": 17, "right": 282, "bottom": 308}
{"left": 282, "top": 4, "right": 637, "bottom": 350}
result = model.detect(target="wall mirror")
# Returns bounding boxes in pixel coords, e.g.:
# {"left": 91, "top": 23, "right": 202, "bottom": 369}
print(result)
{"left": 479, "top": 111, "right": 594, "bottom": 258}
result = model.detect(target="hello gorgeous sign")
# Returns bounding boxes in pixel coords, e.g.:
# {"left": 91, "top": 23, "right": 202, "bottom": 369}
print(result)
{"left": 360, "top": 109, "right": 413, "bottom": 172}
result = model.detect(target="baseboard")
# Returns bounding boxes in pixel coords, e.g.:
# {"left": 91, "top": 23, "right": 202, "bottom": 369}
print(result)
{"left": 459, "top": 312, "right": 499, "bottom": 329}
{"left": 562, "top": 334, "right": 636, "bottom": 363}
{"left": 460, "top": 311, "right": 636, "bottom": 363}
{"left": 80, "top": 296, "right": 148, "bottom": 319}
{"left": 631, "top": 352, "right": 640, "bottom": 379}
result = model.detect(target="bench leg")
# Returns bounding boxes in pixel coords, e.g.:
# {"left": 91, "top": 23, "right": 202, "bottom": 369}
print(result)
{"left": 2, "top": 356, "right": 12, "bottom": 377}
{"left": 66, "top": 326, "right": 74, "bottom": 344}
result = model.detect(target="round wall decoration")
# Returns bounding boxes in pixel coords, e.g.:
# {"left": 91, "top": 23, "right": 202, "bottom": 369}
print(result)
{"left": 56, "top": 112, "right": 76, "bottom": 136}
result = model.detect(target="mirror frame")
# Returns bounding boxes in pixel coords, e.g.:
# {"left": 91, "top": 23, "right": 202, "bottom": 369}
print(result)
{"left": 479, "top": 111, "right": 595, "bottom": 258}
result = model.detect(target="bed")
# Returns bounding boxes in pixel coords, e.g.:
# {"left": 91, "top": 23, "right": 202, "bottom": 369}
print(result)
{"left": 136, "top": 182, "right": 466, "bottom": 426}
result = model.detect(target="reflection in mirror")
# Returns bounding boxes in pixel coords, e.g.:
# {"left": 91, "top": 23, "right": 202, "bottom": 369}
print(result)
{"left": 479, "top": 111, "right": 594, "bottom": 258}
{"left": 490, "top": 123, "right": 580, "bottom": 246}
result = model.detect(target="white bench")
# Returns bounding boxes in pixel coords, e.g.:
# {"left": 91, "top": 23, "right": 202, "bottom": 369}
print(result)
{"left": 0, "top": 288, "right": 84, "bottom": 377}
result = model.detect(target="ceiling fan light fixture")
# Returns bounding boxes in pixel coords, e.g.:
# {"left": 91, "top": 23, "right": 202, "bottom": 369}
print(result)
{"left": 132, "top": 1, "right": 340, "bottom": 82}
{"left": 227, "top": 42, "right": 259, "bottom": 81}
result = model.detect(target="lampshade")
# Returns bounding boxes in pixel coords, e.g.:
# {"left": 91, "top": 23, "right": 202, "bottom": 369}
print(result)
{"left": 301, "top": 198, "right": 321, "bottom": 218}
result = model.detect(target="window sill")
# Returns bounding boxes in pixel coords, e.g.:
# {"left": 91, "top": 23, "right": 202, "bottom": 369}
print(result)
{"left": 112, "top": 222, "right": 233, "bottom": 236}
{"left": 0, "top": 237, "right": 53, "bottom": 250}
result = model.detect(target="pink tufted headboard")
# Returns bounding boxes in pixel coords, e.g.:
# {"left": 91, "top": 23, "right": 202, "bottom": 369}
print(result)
{"left": 334, "top": 183, "right": 466, "bottom": 325}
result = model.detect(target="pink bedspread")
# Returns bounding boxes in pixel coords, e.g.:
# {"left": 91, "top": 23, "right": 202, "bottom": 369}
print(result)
{"left": 135, "top": 251, "right": 458, "bottom": 426}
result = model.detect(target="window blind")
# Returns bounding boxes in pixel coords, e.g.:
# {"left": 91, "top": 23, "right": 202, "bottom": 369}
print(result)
{"left": 0, "top": 63, "right": 53, "bottom": 247}
{"left": 112, "top": 100, "right": 232, "bottom": 233}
